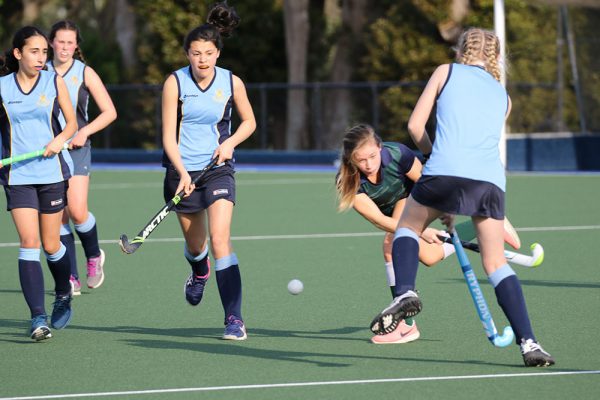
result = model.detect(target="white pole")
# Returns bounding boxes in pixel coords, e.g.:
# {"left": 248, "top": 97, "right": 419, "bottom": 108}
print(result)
{"left": 494, "top": 0, "right": 507, "bottom": 167}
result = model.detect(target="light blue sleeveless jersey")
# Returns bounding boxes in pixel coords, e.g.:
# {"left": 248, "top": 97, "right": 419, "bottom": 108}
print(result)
{"left": 0, "top": 70, "right": 72, "bottom": 185}
{"left": 423, "top": 63, "right": 508, "bottom": 191}
{"left": 46, "top": 59, "right": 90, "bottom": 145}
{"left": 162, "top": 66, "right": 233, "bottom": 171}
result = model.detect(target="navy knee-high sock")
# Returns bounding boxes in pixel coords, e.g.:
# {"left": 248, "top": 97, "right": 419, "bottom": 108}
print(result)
{"left": 489, "top": 264, "right": 535, "bottom": 343}
{"left": 74, "top": 212, "right": 100, "bottom": 259}
{"left": 184, "top": 245, "right": 209, "bottom": 277}
{"left": 215, "top": 253, "right": 242, "bottom": 321}
{"left": 391, "top": 228, "right": 421, "bottom": 296}
{"left": 45, "top": 244, "right": 72, "bottom": 297}
{"left": 60, "top": 223, "right": 78, "bottom": 278}
{"left": 18, "top": 248, "right": 46, "bottom": 318}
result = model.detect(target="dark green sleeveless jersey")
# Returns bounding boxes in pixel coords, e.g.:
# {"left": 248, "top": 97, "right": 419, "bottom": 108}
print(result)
{"left": 357, "top": 142, "right": 417, "bottom": 217}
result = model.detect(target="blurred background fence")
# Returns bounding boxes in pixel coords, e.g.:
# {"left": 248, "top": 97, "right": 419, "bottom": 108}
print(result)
{"left": 98, "top": 78, "right": 598, "bottom": 151}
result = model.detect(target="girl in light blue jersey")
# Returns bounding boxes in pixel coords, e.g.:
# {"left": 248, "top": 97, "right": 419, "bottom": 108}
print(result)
{"left": 47, "top": 20, "right": 117, "bottom": 295}
{"left": 161, "top": 1, "right": 255, "bottom": 340}
{"left": 0, "top": 26, "right": 77, "bottom": 341}
{"left": 369, "top": 28, "right": 554, "bottom": 367}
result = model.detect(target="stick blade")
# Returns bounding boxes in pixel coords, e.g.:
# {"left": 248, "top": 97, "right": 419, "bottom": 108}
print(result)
{"left": 119, "top": 234, "right": 142, "bottom": 254}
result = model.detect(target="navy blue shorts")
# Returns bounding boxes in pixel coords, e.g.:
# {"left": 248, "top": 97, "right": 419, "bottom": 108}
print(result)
{"left": 163, "top": 163, "right": 236, "bottom": 213}
{"left": 3, "top": 181, "right": 69, "bottom": 214}
{"left": 411, "top": 175, "right": 505, "bottom": 220}
{"left": 68, "top": 144, "right": 92, "bottom": 176}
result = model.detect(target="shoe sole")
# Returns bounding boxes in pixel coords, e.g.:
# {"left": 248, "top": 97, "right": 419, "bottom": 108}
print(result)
{"left": 87, "top": 249, "right": 105, "bottom": 289}
{"left": 30, "top": 326, "right": 52, "bottom": 341}
{"left": 223, "top": 332, "right": 247, "bottom": 341}
{"left": 370, "top": 297, "right": 422, "bottom": 335}
{"left": 523, "top": 355, "right": 555, "bottom": 367}
{"left": 371, "top": 330, "right": 420, "bottom": 344}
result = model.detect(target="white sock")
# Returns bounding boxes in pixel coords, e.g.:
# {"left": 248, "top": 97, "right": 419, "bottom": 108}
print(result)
{"left": 442, "top": 243, "right": 456, "bottom": 259}
{"left": 384, "top": 261, "right": 395, "bottom": 286}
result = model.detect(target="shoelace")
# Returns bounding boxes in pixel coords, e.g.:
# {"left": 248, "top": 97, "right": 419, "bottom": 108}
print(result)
{"left": 521, "top": 339, "right": 545, "bottom": 354}
{"left": 87, "top": 256, "right": 102, "bottom": 275}
{"left": 53, "top": 296, "right": 70, "bottom": 312}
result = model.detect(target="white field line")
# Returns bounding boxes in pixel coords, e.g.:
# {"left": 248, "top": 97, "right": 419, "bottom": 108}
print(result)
{"left": 0, "top": 225, "right": 599, "bottom": 248}
{"left": 2, "top": 370, "right": 599, "bottom": 400}
{"left": 89, "top": 178, "right": 333, "bottom": 190}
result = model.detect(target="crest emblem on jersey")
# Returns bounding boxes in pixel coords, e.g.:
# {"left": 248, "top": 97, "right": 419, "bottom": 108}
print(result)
{"left": 37, "top": 94, "right": 50, "bottom": 107}
{"left": 70, "top": 75, "right": 79, "bottom": 86}
{"left": 213, "top": 89, "right": 226, "bottom": 103}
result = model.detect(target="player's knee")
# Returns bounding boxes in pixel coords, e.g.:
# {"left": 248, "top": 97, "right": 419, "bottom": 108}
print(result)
{"left": 209, "top": 234, "right": 231, "bottom": 254}
{"left": 68, "top": 205, "right": 89, "bottom": 225}
{"left": 20, "top": 238, "right": 41, "bottom": 249}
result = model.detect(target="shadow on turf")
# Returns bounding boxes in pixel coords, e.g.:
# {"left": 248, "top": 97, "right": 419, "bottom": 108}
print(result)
{"left": 0, "top": 318, "right": 557, "bottom": 369}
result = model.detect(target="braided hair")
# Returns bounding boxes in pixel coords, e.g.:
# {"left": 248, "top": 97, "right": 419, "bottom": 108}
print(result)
{"left": 456, "top": 28, "right": 502, "bottom": 81}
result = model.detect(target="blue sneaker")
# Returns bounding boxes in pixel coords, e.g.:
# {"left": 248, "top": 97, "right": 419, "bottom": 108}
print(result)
{"left": 51, "top": 294, "right": 73, "bottom": 329}
{"left": 223, "top": 315, "right": 247, "bottom": 341}
{"left": 30, "top": 314, "right": 52, "bottom": 341}
{"left": 184, "top": 268, "right": 210, "bottom": 306}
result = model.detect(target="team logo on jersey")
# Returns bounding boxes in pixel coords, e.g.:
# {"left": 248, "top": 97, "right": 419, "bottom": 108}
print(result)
{"left": 213, "top": 188, "right": 229, "bottom": 196}
{"left": 70, "top": 75, "right": 79, "bottom": 86}
{"left": 213, "top": 89, "right": 226, "bottom": 103}
{"left": 37, "top": 94, "right": 50, "bottom": 107}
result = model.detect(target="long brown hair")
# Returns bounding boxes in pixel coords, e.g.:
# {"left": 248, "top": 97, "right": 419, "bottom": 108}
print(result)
{"left": 456, "top": 28, "right": 502, "bottom": 81}
{"left": 336, "top": 124, "right": 382, "bottom": 212}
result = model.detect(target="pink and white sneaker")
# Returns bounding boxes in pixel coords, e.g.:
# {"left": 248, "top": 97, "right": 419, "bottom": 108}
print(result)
{"left": 87, "top": 249, "right": 105, "bottom": 289}
{"left": 371, "top": 320, "right": 420, "bottom": 344}
{"left": 69, "top": 275, "right": 81, "bottom": 296}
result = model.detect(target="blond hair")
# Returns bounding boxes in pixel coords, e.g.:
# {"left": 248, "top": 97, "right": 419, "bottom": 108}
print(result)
{"left": 336, "top": 124, "right": 382, "bottom": 212}
{"left": 456, "top": 28, "right": 502, "bottom": 81}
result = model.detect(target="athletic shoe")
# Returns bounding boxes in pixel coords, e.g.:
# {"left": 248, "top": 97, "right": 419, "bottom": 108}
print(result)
{"left": 87, "top": 249, "right": 105, "bottom": 289}
{"left": 503, "top": 217, "right": 521, "bottom": 249}
{"left": 30, "top": 314, "right": 52, "bottom": 341}
{"left": 50, "top": 294, "right": 73, "bottom": 329}
{"left": 370, "top": 290, "right": 422, "bottom": 335}
{"left": 70, "top": 275, "right": 81, "bottom": 296}
{"left": 371, "top": 320, "right": 420, "bottom": 344}
{"left": 223, "top": 315, "right": 247, "bottom": 341}
{"left": 520, "top": 338, "right": 555, "bottom": 367}
{"left": 184, "top": 267, "right": 210, "bottom": 306}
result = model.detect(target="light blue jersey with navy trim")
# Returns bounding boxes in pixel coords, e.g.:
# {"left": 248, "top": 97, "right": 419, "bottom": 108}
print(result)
{"left": 423, "top": 63, "right": 507, "bottom": 191}
{"left": 46, "top": 59, "right": 90, "bottom": 146}
{"left": 0, "top": 70, "right": 72, "bottom": 185}
{"left": 162, "top": 66, "right": 233, "bottom": 171}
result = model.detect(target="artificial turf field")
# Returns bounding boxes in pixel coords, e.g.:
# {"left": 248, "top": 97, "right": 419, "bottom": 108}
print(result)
{"left": 1, "top": 170, "right": 599, "bottom": 399}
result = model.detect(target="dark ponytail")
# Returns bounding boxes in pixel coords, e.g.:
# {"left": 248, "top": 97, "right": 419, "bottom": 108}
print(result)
{"left": 183, "top": 1, "right": 240, "bottom": 52}
{"left": 0, "top": 26, "right": 48, "bottom": 76}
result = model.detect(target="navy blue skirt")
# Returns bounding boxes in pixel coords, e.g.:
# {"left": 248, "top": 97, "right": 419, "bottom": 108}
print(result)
{"left": 411, "top": 175, "right": 505, "bottom": 220}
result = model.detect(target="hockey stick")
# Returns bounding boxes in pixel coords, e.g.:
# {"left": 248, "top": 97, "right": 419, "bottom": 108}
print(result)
{"left": 0, "top": 143, "right": 69, "bottom": 167}
{"left": 119, "top": 158, "right": 219, "bottom": 254}
{"left": 438, "top": 235, "right": 544, "bottom": 268}
{"left": 450, "top": 229, "right": 514, "bottom": 348}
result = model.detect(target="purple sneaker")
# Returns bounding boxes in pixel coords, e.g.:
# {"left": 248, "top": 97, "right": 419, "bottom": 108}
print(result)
{"left": 223, "top": 315, "right": 247, "bottom": 341}
{"left": 184, "top": 263, "right": 210, "bottom": 306}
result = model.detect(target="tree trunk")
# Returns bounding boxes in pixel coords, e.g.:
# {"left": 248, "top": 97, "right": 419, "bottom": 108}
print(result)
{"left": 114, "top": 0, "right": 138, "bottom": 76}
{"left": 320, "top": 0, "right": 369, "bottom": 150}
{"left": 283, "top": 0, "right": 310, "bottom": 150}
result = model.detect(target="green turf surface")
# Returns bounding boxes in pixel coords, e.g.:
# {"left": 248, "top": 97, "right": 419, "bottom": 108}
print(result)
{"left": 1, "top": 171, "right": 599, "bottom": 399}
